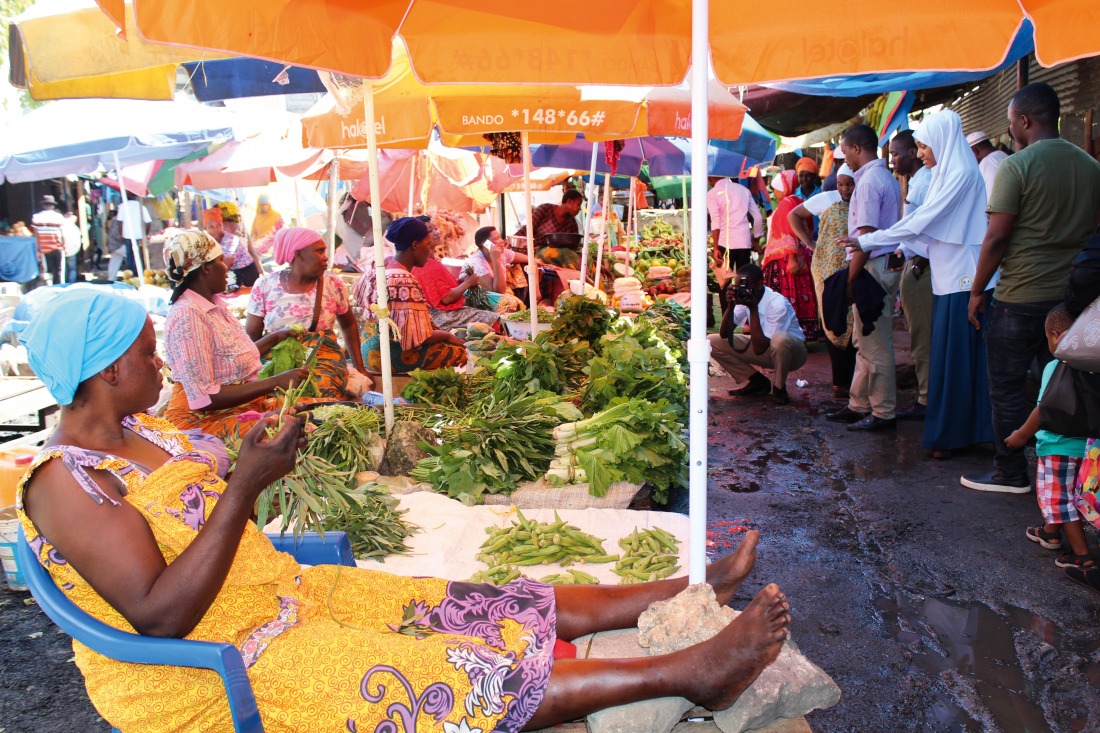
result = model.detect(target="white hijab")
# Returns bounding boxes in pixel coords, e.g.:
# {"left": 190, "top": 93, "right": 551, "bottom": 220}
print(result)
{"left": 860, "top": 110, "right": 988, "bottom": 249}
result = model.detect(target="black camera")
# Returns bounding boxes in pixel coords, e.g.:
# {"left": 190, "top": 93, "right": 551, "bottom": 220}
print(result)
{"left": 731, "top": 275, "right": 754, "bottom": 304}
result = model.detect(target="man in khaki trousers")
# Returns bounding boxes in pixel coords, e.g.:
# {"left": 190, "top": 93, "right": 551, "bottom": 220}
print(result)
{"left": 709, "top": 264, "right": 808, "bottom": 406}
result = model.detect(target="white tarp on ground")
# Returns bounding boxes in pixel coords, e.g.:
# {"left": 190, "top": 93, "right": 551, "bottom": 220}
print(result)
{"left": 363, "top": 491, "right": 692, "bottom": 584}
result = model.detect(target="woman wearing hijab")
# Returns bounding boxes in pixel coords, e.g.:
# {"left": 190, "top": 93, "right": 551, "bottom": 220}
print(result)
{"left": 795, "top": 157, "right": 821, "bottom": 199}
{"left": 353, "top": 217, "right": 468, "bottom": 374}
{"left": 249, "top": 194, "right": 284, "bottom": 256}
{"left": 790, "top": 164, "right": 858, "bottom": 397}
{"left": 843, "top": 110, "right": 996, "bottom": 458}
{"left": 762, "top": 170, "right": 821, "bottom": 340}
{"left": 245, "top": 227, "right": 365, "bottom": 400}
{"left": 161, "top": 231, "right": 307, "bottom": 440}
{"left": 15, "top": 288, "right": 791, "bottom": 733}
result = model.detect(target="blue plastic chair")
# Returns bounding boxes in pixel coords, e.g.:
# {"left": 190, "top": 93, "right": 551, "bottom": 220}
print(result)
{"left": 16, "top": 526, "right": 355, "bottom": 733}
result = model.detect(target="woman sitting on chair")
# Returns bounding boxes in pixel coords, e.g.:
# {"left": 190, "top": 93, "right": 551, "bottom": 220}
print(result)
{"left": 16, "top": 287, "right": 790, "bottom": 733}
{"left": 353, "top": 217, "right": 468, "bottom": 374}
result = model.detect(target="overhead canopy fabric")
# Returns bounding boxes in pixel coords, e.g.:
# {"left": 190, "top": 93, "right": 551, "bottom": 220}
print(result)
{"left": 0, "top": 98, "right": 236, "bottom": 183}
{"left": 182, "top": 59, "right": 327, "bottom": 102}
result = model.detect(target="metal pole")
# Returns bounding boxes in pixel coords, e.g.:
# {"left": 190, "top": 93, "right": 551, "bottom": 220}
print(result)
{"left": 521, "top": 132, "right": 538, "bottom": 335}
{"left": 326, "top": 158, "right": 339, "bottom": 263}
{"left": 364, "top": 83, "right": 395, "bottom": 432}
{"left": 112, "top": 151, "right": 144, "bottom": 276}
{"left": 579, "top": 142, "right": 599, "bottom": 285}
{"left": 687, "top": 0, "right": 711, "bottom": 584}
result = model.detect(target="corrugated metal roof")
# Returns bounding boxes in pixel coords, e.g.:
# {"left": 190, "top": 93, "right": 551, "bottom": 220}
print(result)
{"left": 947, "top": 56, "right": 1100, "bottom": 151}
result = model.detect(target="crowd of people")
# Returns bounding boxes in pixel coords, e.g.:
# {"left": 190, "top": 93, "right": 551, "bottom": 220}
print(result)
{"left": 709, "top": 83, "right": 1100, "bottom": 590}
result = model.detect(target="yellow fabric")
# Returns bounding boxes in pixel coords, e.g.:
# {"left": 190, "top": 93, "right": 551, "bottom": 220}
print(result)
{"left": 25, "top": 65, "right": 176, "bottom": 102}
{"left": 17, "top": 414, "right": 551, "bottom": 733}
{"left": 250, "top": 205, "right": 282, "bottom": 243}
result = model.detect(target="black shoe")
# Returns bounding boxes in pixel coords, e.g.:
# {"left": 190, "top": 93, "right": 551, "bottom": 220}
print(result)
{"left": 959, "top": 470, "right": 1031, "bottom": 494}
{"left": 897, "top": 403, "right": 927, "bottom": 420}
{"left": 771, "top": 387, "right": 790, "bottom": 405}
{"left": 825, "top": 407, "right": 867, "bottom": 423}
{"left": 729, "top": 373, "right": 771, "bottom": 397}
{"left": 847, "top": 415, "right": 897, "bottom": 432}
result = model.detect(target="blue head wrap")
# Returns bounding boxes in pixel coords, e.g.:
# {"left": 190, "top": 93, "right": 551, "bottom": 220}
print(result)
{"left": 19, "top": 289, "right": 148, "bottom": 406}
{"left": 385, "top": 216, "right": 429, "bottom": 251}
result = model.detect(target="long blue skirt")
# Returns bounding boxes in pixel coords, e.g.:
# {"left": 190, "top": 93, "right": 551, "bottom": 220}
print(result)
{"left": 924, "top": 290, "right": 994, "bottom": 450}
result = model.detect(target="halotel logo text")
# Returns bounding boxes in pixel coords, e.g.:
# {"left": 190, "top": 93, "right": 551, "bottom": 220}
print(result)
{"left": 674, "top": 111, "right": 692, "bottom": 133}
{"left": 803, "top": 29, "right": 910, "bottom": 65}
{"left": 340, "top": 118, "right": 387, "bottom": 140}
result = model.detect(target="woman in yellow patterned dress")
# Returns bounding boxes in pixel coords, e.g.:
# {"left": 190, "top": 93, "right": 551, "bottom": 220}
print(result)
{"left": 17, "top": 289, "right": 791, "bottom": 733}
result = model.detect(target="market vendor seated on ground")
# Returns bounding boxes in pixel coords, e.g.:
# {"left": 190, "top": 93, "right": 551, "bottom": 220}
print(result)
{"left": 411, "top": 240, "right": 505, "bottom": 331}
{"left": 353, "top": 217, "right": 468, "bottom": 375}
{"left": 161, "top": 230, "right": 308, "bottom": 441}
{"left": 16, "top": 286, "right": 792, "bottom": 733}
{"left": 708, "top": 263, "right": 808, "bottom": 406}
{"left": 245, "top": 227, "right": 365, "bottom": 400}
{"left": 461, "top": 226, "right": 528, "bottom": 313}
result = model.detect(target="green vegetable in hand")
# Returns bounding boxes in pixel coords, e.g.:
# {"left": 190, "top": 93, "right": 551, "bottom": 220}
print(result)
{"left": 257, "top": 336, "right": 319, "bottom": 398}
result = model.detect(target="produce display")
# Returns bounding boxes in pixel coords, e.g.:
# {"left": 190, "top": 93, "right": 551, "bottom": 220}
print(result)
{"left": 505, "top": 307, "right": 555, "bottom": 323}
{"left": 115, "top": 268, "right": 170, "bottom": 289}
{"left": 476, "top": 509, "right": 617, "bottom": 568}
{"left": 256, "top": 453, "right": 359, "bottom": 541}
{"left": 257, "top": 326, "right": 321, "bottom": 398}
{"left": 322, "top": 483, "right": 418, "bottom": 561}
{"left": 545, "top": 294, "right": 614, "bottom": 352}
{"left": 613, "top": 527, "right": 681, "bottom": 583}
{"left": 307, "top": 405, "right": 382, "bottom": 476}
{"left": 546, "top": 397, "right": 688, "bottom": 503}
{"left": 612, "top": 277, "right": 644, "bottom": 312}
{"left": 581, "top": 324, "right": 688, "bottom": 418}
{"left": 402, "top": 369, "right": 492, "bottom": 410}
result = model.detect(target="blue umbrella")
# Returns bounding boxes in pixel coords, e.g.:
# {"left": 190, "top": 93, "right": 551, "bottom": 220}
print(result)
{"left": 182, "top": 59, "right": 327, "bottom": 102}
{"left": 0, "top": 98, "right": 236, "bottom": 183}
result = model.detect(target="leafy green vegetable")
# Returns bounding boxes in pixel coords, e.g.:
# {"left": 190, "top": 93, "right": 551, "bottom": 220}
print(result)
{"left": 409, "top": 390, "right": 582, "bottom": 505}
{"left": 545, "top": 295, "right": 613, "bottom": 351}
{"left": 581, "top": 327, "right": 688, "bottom": 419}
{"left": 547, "top": 397, "right": 687, "bottom": 504}
{"left": 256, "top": 337, "right": 319, "bottom": 397}
{"left": 256, "top": 454, "right": 359, "bottom": 542}
{"left": 506, "top": 306, "right": 556, "bottom": 323}
{"left": 484, "top": 338, "right": 569, "bottom": 398}
{"left": 307, "top": 405, "right": 382, "bottom": 475}
{"left": 402, "top": 369, "right": 492, "bottom": 411}
{"left": 322, "top": 484, "right": 418, "bottom": 561}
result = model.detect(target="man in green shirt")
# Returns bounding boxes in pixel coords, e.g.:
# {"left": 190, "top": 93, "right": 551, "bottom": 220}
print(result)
{"left": 962, "top": 82, "right": 1100, "bottom": 494}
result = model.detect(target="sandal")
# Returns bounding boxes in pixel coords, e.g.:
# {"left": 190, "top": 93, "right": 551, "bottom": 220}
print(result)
{"left": 1055, "top": 552, "right": 1095, "bottom": 569}
{"left": 1026, "top": 526, "right": 1062, "bottom": 551}
{"left": 1065, "top": 565, "right": 1100, "bottom": 593}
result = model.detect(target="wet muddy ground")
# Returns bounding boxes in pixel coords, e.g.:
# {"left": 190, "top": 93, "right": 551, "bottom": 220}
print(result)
{"left": 2, "top": 331, "right": 1099, "bottom": 732}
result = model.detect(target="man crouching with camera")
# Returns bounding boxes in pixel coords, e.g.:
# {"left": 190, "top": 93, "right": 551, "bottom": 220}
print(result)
{"left": 707, "top": 263, "right": 808, "bottom": 405}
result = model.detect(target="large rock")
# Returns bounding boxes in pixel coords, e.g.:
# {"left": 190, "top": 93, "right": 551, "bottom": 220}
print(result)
{"left": 378, "top": 421, "right": 435, "bottom": 476}
{"left": 638, "top": 584, "right": 840, "bottom": 733}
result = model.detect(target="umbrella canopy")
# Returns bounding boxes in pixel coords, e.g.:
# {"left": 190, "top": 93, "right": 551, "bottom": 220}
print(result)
{"left": 0, "top": 98, "right": 237, "bottom": 183}
{"left": 181, "top": 59, "right": 328, "bottom": 102}
{"left": 107, "top": 1, "right": 1100, "bottom": 85}
{"left": 8, "top": 0, "right": 227, "bottom": 101}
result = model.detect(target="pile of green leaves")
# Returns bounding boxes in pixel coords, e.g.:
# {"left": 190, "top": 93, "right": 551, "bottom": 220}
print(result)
{"left": 322, "top": 484, "right": 418, "bottom": 561}
{"left": 257, "top": 337, "right": 319, "bottom": 397}
{"left": 581, "top": 327, "right": 687, "bottom": 419}
{"left": 307, "top": 405, "right": 382, "bottom": 475}
{"left": 484, "top": 338, "right": 568, "bottom": 397}
{"left": 547, "top": 397, "right": 687, "bottom": 504}
{"left": 506, "top": 306, "right": 556, "bottom": 323}
{"left": 546, "top": 295, "right": 613, "bottom": 351}
{"left": 408, "top": 390, "right": 582, "bottom": 505}
{"left": 637, "top": 299, "right": 690, "bottom": 348}
{"left": 257, "top": 454, "right": 358, "bottom": 541}
{"left": 402, "top": 369, "right": 492, "bottom": 411}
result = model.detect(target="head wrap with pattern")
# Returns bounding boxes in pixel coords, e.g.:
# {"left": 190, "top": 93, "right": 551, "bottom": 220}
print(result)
{"left": 164, "top": 230, "right": 223, "bottom": 286}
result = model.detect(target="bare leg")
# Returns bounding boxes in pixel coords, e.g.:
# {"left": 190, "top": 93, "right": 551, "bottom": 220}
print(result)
{"left": 555, "top": 530, "right": 759, "bottom": 640}
{"left": 524, "top": 583, "right": 790, "bottom": 730}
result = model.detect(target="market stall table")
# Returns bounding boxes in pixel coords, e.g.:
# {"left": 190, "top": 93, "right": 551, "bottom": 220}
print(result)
{"left": 0, "top": 377, "right": 58, "bottom": 433}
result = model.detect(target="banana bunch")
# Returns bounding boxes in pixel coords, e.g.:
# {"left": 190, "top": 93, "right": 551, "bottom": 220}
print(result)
{"left": 865, "top": 94, "right": 888, "bottom": 130}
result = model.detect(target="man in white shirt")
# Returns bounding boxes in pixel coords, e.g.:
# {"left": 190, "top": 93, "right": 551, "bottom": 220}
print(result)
{"left": 966, "top": 130, "right": 1009, "bottom": 200}
{"left": 708, "top": 176, "right": 763, "bottom": 319}
{"left": 60, "top": 212, "right": 82, "bottom": 283}
{"left": 889, "top": 130, "right": 933, "bottom": 420}
{"left": 116, "top": 198, "right": 151, "bottom": 273}
{"left": 708, "top": 263, "right": 807, "bottom": 405}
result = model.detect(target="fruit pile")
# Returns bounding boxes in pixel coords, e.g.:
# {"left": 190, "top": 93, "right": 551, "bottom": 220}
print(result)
{"left": 115, "top": 269, "right": 170, "bottom": 289}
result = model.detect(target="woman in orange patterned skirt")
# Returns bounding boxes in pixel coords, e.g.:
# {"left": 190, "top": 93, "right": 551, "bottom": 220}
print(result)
{"left": 17, "top": 288, "right": 792, "bottom": 733}
{"left": 161, "top": 230, "right": 307, "bottom": 440}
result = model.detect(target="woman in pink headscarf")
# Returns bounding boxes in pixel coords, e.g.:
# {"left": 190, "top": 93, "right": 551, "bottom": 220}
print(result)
{"left": 245, "top": 227, "right": 365, "bottom": 400}
{"left": 762, "top": 170, "right": 821, "bottom": 340}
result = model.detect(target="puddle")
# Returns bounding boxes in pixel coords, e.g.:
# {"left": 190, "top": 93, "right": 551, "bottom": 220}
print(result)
{"left": 874, "top": 592, "right": 1093, "bottom": 731}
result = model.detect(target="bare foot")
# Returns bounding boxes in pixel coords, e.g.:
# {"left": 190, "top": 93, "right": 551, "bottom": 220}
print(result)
{"left": 683, "top": 583, "right": 791, "bottom": 711}
{"left": 707, "top": 530, "right": 759, "bottom": 606}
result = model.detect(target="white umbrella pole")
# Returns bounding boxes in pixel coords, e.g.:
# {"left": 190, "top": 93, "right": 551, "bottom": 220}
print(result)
{"left": 521, "top": 132, "right": 538, "bottom": 335}
{"left": 293, "top": 177, "right": 303, "bottom": 227}
{"left": 408, "top": 151, "right": 417, "bottom": 215}
{"left": 593, "top": 176, "right": 612, "bottom": 292}
{"left": 362, "top": 84, "right": 394, "bottom": 432}
{"left": 112, "top": 151, "right": 144, "bottom": 276}
{"left": 579, "top": 142, "right": 599, "bottom": 286}
{"left": 688, "top": 0, "right": 711, "bottom": 584}
{"left": 326, "top": 157, "right": 339, "bottom": 263}
{"left": 681, "top": 175, "right": 689, "bottom": 260}
{"left": 626, "top": 177, "right": 636, "bottom": 270}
